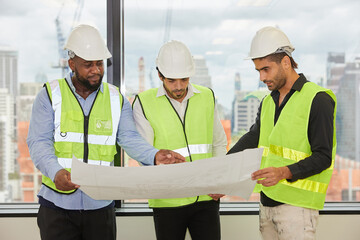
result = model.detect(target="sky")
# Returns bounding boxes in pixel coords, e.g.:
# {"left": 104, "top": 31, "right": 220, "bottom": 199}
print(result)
{"left": 1, "top": 0, "right": 359, "bottom": 110}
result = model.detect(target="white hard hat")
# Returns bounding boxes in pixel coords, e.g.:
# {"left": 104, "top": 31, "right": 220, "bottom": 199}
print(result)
{"left": 64, "top": 24, "right": 112, "bottom": 61}
{"left": 156, "top": 40, "right": 195, "bottom": 79}
{"left": 246, "top": 26, "right": 294, "bottom": 60}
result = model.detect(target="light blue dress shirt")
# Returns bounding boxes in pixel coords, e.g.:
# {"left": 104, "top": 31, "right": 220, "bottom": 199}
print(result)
{"left": 27, "top": 72, "right": 158, "bottom": 210}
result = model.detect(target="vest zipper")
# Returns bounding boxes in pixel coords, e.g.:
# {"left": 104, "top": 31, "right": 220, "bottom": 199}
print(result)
{"left": 165, "top": 96, "right": 192, "bottom": 162}
{"left": 165, "top": 96, "right": 199, "bottom": 204}
{"left": 182, "top": 101, "right": 192, "bottom": 162}
{"left": 65, "top": 80, "right": 99, "bottom": 163}
{"left": 83, "top": 115, "right": 89, "bottom": 163}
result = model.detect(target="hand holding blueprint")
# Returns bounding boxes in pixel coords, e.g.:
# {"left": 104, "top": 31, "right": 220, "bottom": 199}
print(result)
{"left": 71, "top": 148, "right": 263, "bottom": 200}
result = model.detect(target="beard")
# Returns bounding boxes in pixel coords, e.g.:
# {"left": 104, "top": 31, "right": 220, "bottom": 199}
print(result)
{"left": 163, "top": 84, "right": 187, "bottom": 100}
{"left": 265, "top": 66, "right": 286, "bottom": 91}
{"left": 74, "top": 68, "right": 103, "bottom": 91}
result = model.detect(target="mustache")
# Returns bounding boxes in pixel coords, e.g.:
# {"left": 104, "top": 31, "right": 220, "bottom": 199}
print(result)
{"left": 173, "top": 89, "right": 185, "bottom": 93}
{"left": 87, "top": 74, "right": 102, "bottom": 79}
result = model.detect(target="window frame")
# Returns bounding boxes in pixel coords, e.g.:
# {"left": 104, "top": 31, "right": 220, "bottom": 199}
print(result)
{"left": 107, "top": 0, "right": 360, "bottom": 211}
{"left": 1, "top": 202, "right": 359, "bottom": 218}
{"left": 1, "top": 0, "right": 358, "bottom": 216}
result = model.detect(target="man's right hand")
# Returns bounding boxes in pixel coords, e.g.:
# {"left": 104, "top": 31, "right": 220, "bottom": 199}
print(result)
{"left": 54, "top": 169, "right": 80, "bottom": 191}
{"left": 155, "top": 149, "right": 186, "bottom": 165}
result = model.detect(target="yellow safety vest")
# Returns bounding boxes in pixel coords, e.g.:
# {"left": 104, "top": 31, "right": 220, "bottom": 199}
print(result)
{"left": 256, "top": 82, "right": 337, "bottom": 209}
{"left": 43, "top": 78, "right": 123, "bottom": 194}
{"left": 136, "top": 84, "right": 214, "bottom": 207}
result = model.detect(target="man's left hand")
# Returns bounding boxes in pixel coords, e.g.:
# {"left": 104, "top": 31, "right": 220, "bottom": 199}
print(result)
{"left": 208, "top": 194, "right": 225, "bottom": 201}
{"left": 251, "top": 166, "right": 292, "bottom": 187}
{"left": 155, "top": 149, "right": 186, "bottom": 165}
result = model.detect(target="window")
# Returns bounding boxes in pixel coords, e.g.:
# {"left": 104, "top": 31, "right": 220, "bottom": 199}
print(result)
{"left": 0, "top": 1, "right": 106, "bottom": 203}
{"left": 0, "top": 0, "right": 359, "bottom": 206}
{"left": 123, "top": 0, "right": 360, "bottom": 203}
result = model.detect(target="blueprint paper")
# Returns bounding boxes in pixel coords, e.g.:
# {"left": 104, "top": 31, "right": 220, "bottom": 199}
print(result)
{"left": 71, "top": 148, "right": 263, "bottom": 200}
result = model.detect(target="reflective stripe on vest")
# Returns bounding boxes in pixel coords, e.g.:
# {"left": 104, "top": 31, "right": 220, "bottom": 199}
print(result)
{"left": 262, "top": 144, "right": 335, "bottom": 169}
{"left": 137, "top": 84, "right": 215, "bottom": 208}
{"left": 257, "top": 82, "right": 337, "bottom": 210}
{"left": 259, "top": 145, "right": 333, "bottom": 194}
{"left": 58, "top": 157, "right": 112, "bottom": 169}
{"left": 52, "top": 81, "right": 120, "bottom": 149}
{"left": 43, "top": 78, "right": 122, "bottom": 194}
{"left": 173, "top": 144, "right": 212, "bottom": 158}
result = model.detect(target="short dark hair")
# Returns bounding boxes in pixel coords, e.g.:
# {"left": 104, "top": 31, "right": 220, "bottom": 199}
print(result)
{"left": 265, "top": 52, "right": 298, "bottom": 69}
{"left": 156, "top": 67, "right": 165, "bottom": 79}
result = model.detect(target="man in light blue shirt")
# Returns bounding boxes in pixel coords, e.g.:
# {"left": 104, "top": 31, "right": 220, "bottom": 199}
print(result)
{"left": 27, "top": 24, "right": 185, "bottom": 240}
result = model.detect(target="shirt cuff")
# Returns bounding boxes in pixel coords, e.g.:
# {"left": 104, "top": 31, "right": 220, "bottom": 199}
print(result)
{"left": 144, "top": 149, "right": 158, "bottom": 166}
{"left": 286, "top": 164, "right": 301, "bottom": 182}
{"left": 49, "top": 164, "right": 64, "bottom": 182}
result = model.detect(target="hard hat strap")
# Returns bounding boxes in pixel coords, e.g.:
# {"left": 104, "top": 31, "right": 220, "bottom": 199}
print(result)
{"left": 274, "top": 46, "right": 294, "bottom": 57}
{"left": 68, "top": 50, "right": 75, "bottom": 59}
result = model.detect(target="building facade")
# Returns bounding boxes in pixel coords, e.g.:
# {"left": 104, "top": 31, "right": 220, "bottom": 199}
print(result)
{"left": 336, "top": 57, "right": 360, "bottom": 163}
{"left": 191, "top": 55, "right": 212, "bottom": 88}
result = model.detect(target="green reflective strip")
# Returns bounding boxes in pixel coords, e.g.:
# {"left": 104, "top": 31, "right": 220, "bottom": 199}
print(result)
{"left": 42, "top": 170, "right": 76, "bottom": 194}
{"left": 279, "top": 178, "right": 328, "bottom": 194}
{"left": 54, "top": 142, "right": 116, "bottom": 161}
{"left": 261, "top": 145, "right": 335, "bottom": 170}
{"left": 259, "top": 145, "right": 333, "bottom": 194}
{"left": 269, "top": 144, "right": 310, "bottom": 162}
{"left": 259, "top": 146, "right": 269, "bottom": 156}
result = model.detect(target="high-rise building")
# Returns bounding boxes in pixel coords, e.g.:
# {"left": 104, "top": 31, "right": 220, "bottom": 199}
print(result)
{"left": 0, "top": 46, "right": 18, "bottom": 173}
{"left": 0, "top": 46, "right": 19, "bottom": 202}
{"left": 191, "top": 56, "right": 212, "bottom": 88}
{"left": 234, "top": 72, "right": 241, "bottom": 96}
{"left": 0, "top": 117, "right": 6, "bottom": 201}
{"left": 19, "top": 82, "right": 43, "bottom": 96}
{"left": 232, "top": 73, "right": 249, "bottom": 132}
{"left": 17, "top": 121, "right": 42, "bottom": 202}
{"left": 18, "top": 82, "right": 43, "bottom": 122}
{"left": 232, "top": 90, "right": 267, "bottom": 133}
{"left": 17, "top": 82, "right": 43, "bottom": 202}
{"left": 0, "top": 88, "right": 15, "bottom": 202}
{"left": 326, "top": 52, "right": 345, "bottom": 94}
{"left": 34, "top": 71, "right": 48, "bottom": 84}
{"left": 0, "top": 46, "right": 18, "bottom": 96}
{"left": 336, "top": 57, "right": 360, "bottom": 163}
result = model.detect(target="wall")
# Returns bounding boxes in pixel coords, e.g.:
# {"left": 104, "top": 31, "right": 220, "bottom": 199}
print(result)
{"left": 1, "top": 214, "right": 360, "bottom": 240}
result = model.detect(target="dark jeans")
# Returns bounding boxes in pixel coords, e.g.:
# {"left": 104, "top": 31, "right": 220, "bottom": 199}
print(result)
{"left": 37, "top": 205, "right": 116, "bottom": 240}
{"left": 153, "top": 200, "right": 221, "bottom": 240}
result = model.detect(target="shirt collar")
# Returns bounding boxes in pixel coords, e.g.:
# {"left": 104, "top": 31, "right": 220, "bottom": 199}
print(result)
{"left": 271, "top": 73, "right": 308, "bottom": 97}
{"left": 291, "top": 73, "right": 308, "bottom": 92}
{"left": 65, "top": 71, "right": 104, "bottom": 95}
{"left": 156, "top": 83, "right": 200, "bottom": 99}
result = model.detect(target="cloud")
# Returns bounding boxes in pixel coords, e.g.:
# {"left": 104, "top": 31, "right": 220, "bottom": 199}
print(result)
{"left": 122, "top": 0, "right": 360, "bottom": 107}
{"left": 1, "top": 0, "right": 359, "bottom": 109}
{"left": 0, "top": 0, "right": 34, "bottom": 16}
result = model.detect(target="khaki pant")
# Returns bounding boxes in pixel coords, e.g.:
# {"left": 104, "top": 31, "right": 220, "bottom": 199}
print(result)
{"left": 259, "top": 203, "right": 319, "bottom": 240}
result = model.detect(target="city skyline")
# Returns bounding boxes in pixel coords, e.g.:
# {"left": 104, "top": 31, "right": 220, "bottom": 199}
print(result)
{"left": 0, "top": 0, "right": 359, "bottom": 203}
{"left": 1, "top": 0, "right": 359, "bottom": 109}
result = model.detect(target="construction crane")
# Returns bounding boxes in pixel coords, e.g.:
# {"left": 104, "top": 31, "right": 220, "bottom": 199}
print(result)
{"left": 144, "top": 0, "right": 172, "bottom": 89}
{"left": 149, "top": 67, "right": 155, "bottom": 88}
{"left": 53, "top": 0, "right": 84, "bottom": 77}
{"left": 138, "top": 57, "right": 145, "bottom": 92}
{"left": 53, "top": 3, "right": 68, "bottom": 77}
{"left": 163, "top": 0, "right": 173, "bottom": 43}
{"left": 71, "top": 0, "right": 84, "bottom": 30}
